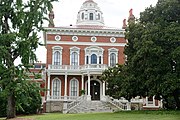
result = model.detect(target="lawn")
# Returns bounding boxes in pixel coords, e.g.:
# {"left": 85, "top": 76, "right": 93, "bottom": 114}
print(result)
{"left": 0, "top": 111, "right": 179, "bottom": 120}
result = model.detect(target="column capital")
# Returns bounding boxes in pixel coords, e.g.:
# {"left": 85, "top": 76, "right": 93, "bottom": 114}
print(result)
{"left": 47, "top": 72, "right": 51, "bottom": 77}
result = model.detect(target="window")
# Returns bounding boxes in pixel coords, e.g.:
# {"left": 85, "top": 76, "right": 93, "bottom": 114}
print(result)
{"left": 89, "top": 13, "right": 94, "bottom": 20}
{"left": 70, "top": 46, "right": 80, "bottom": 67}
{"left": 99, "top": 56, "right": 101, "bottom": 64}
{"left": 91, "top": 54, "right": 97, "bottom": 64}
{"left": 84, "top": 46, "right": 104, "bottom": 65}
{"left": 71, "top": 52, "right": 78, "bottom": 68}
{"left": 97, "top": 13, "right": 100, "bottom": 20}
{"left": 110, "top": 53, "right": 116, "bottom": 67}
{"left": 52, "top": 46, "right": 63, "bottom": 65}
{"left": 54, "top": 51, "right": 60, "bottom": 65}
{"left": 52, "top": 79, "right": 61, "bottom": 98}
{"left": 81, "top": 13, "right": 84, "bottom": 20}
{"left": 70, "top": 79, "right": 79, "bottom": 96}
{"left": 86, "top": 56, "right": 89, "bottom": 64}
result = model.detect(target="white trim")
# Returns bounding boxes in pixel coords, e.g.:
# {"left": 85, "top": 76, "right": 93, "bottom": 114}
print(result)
{"left": 45, "top": 28, "right": 125, "bottom": 38}
{"left": 55, "top": 35, "right": 61, "bottom": 41}
{"left": 84, "top": 46, "right": 104, "bottom": 64}
{"left": 72, "top": 36, "right": 78, "bottom": 42}
{"left": 69, "top": 78, "right": 79, "bottom": 96}
{"left": 47, "top": 41, "right": 126, "bottom": 47}
{"left": 51, "top": 77, "right": 61, "bottom": 98}
{"left": 85, "top": 79, "right": 103, "bottom": 100}
{"left": 70, "top": 46, "right": 80, "bottom": 66}
{"left": 108, "top": 48, "right": 119, "bottom": 66}
{"left": 52, "top": 46, "right": 63, "bottom": 65}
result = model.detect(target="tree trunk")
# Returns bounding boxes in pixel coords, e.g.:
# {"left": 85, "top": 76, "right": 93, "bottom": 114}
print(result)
{"left": 7, "top": 91, "right": 16, "bottom": 119}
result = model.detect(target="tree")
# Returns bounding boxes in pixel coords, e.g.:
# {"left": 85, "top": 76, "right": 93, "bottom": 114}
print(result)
{"left": 0, "top": 0, "right": 58, "bottom": 118}
{"left": 100, "top": 64, "right": 126, "bottom": 99}
{"left": 124, "top": 0, "right": 180, "bottom": 109}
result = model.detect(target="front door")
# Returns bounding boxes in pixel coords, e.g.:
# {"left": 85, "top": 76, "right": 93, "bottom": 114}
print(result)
{"left": 90, "top": 80, "right": 100, "bottom": 100}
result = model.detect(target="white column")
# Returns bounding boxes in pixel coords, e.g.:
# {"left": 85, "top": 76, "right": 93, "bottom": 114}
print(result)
{"left": 153, "top": 96, "right": 155, "bottom": 106}
{"left": 64, "top": 72, "right": 67, "bottom": 97}
{"left": 146, "top": 97, "right": 148, "bottom": 106}
{"left": 101, "top": 81, "right": 106, "bottom": 101}
{"left": 103, "top": 81, "right": 105, "bottom": 96}
{"left": 47, "top": 72, "right": 50, "bottom": 100}
{"left": 81, "top": 75, "right": 84, "bottom": 90}
{"left": 87, "top": 73, "right": 91, "bottom": 101}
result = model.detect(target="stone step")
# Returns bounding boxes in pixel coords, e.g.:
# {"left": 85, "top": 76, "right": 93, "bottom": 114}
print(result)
{"left": 67, "top": 100, "right": 113, "bottom": 113}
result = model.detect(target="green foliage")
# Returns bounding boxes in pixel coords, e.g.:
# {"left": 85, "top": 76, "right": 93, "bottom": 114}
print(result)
{"left": 0, "top": 0, "right": 58, "bottom": 118}
{"left": 0, "top": 90, "right": 7, "bottom": 117}
{"left": 100, "top": 64, "right": 126, "bottom": 99}
{"left": 16, "top": 81, "right": 42, "bottom": 115}
{"left": 101, "top": 0, "right": 180, "bottom": 110}
{"left": 124, "top": 0, "right": 180, "bottom": 109}
{"left": 0, "top": 82, "right": 42, "bottom": 117}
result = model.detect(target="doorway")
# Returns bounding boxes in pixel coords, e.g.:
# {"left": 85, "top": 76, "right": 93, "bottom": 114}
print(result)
{"left": 90, "top": 80, "right": 100, "bottom": 100}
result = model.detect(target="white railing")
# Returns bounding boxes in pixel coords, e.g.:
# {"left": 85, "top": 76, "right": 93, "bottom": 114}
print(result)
{"left": 105, "top": 96, "right": 129, "bottom": 110}
{"left": 65, "top": 95, "right": 86, "bottom": 113}
{"left": 48, "top": 64, "right": 108, "bottom": 71}
{"left": 49, "top": 96, "right": 79, "bottom": 101}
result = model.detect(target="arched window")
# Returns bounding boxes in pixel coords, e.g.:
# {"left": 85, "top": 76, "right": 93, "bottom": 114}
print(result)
{"left": 81, "top": 13, "right": 84, "bottom": 20}
{"left": 91, "top": 54, "right": 97, "bottom": 64}
{"left": 52, "top": 79, "right": 61, "bottom": 98}
{"left": 70, "top": 79, "right": 79, "bottom": 96}
{"left": 110, "top": 53, "right": 116, "bottom": 67}
{"left": 54, "top": 51, "right": 60, "bottom": 65}
{"left": 89, "top": 13, "right": 94, "bottom": 20}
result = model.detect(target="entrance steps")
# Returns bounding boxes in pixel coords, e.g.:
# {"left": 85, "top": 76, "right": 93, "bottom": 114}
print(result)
{"left": 67, "top": 101, "right": 113, "bottom": 113}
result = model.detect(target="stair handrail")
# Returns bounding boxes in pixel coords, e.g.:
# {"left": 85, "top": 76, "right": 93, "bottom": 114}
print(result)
{"left": 65, "top": 95, "right": 86, "bottom": 113}
{"left": 105, "top": 96, "right": 128, "bottom": 110}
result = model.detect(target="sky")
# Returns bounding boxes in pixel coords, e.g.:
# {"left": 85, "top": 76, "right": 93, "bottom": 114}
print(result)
{"left": 34, "top": 0, "right": 158, "bottom": 63}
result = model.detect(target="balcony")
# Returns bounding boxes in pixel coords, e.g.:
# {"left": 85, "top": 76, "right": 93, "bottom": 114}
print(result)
{"left": 48, "top": 64, "right": 108, "bottom": 74}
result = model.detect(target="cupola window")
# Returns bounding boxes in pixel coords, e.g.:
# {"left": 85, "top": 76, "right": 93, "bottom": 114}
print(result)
{"left": 97, "top": 13, "right": 100, "bottom": 20}
{"left": 89, "top": 13, "right": 94, "bottom": 20}
{"left": 81, "top": 12, "right": 84, "bottom": 20}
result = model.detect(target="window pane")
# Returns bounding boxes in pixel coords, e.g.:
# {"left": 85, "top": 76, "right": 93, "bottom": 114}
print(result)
{"left": 81, "top": 13, "right": 84, "bottom": 20}
{"left": 70, "top": 80, "right": 78, "bottom": 96}
{"left": 53, "top": 79, "right": 60, "bottom": 97}
{"left": 86, "top": 56, "right": 89, "bottom": 64}
{"left": 71, "top": 52, "right": 78, "bottom": 66}
{"left": 90, "top": 13, "right": 93, "bottom": 20}
{"left": 54, "top": 51, "right": 60, "bottom": 65}
{"left": 99, "top": 56, "right": 101, "bottom": 64}
{"left": 91, "top": 54, "right": 97, "bottom": 64}
{"left": 110, "top": 53, "right": 116, "bottom": 67}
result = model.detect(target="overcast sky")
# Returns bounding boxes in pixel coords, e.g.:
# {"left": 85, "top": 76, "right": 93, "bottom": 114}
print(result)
{"left": 34, "top": 0, "right": 158, "bottom": 63}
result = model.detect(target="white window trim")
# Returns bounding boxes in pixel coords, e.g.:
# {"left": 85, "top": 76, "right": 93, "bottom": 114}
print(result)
{"left": 84, "top": 46, "right": 104, "bottom": 64}
{"left": 69, "top": 78, "right": 79, "bottom": 96}
{"left": 70, "top": 46, "right": 80, "bottom": 66}
{"left": 51, "top": 77, "right": 61, "bottom": 98}
{"left": 52, "top": 46, "right": 63, "bottom": 65}
{"left": 108, "top": 48, "right": 119, "bottom": 67}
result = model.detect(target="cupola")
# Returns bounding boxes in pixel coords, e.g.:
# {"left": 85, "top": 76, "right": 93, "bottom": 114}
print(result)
{"left": 76, "top": 0, "right": 105, "bottom": 26}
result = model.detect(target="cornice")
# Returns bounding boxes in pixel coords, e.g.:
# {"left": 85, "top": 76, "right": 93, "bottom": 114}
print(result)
{"left": 44, "top": 27, "right": 125, "bottom": 37}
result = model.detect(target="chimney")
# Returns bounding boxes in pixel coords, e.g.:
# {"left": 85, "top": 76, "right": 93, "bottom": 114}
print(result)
{"left": 48, "top": 10, "right": 55, "bottom": 27}
{"left": 122, "top": 19, "right": 127, "bottom": 29}
{"left": 128, "top": 9, "right": 135, "bottom": 23}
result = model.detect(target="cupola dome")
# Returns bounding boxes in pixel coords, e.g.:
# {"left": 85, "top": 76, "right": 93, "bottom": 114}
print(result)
{"left": 76, "top": 0, "right": 105, "bottom": 26}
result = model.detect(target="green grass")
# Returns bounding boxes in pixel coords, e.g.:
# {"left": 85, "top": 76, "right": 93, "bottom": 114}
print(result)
{"left": 0, "top": 111, "right": 180, "bottom": 120}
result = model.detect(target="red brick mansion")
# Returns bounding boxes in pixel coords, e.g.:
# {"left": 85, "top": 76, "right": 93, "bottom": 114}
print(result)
{"left": 42, "top": 0, "right": 162, "bottom": 113}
